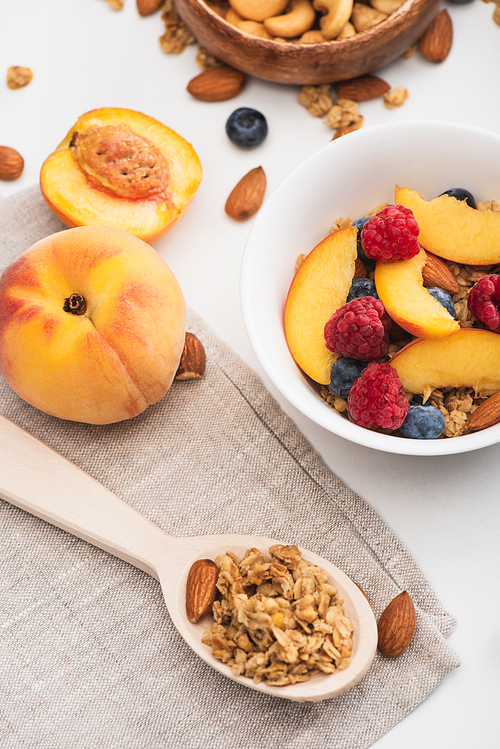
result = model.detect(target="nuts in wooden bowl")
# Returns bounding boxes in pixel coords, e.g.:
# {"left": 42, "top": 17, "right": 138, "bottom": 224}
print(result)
{"left": 174, "top": 0, "right": 442, "bottom": 84}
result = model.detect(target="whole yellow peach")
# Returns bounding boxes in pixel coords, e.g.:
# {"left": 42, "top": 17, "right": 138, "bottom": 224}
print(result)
{"left": 0, "top": 225, "right": 186, "bottom": 424}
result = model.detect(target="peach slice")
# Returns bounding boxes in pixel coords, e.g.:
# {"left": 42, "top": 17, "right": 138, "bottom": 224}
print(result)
{"left": 375, "top": 246, "right": 460, "bottom": 339}
{"left": 284, "top": 226, "right": 357, "bottom": 385}
{"left": 40, "top": 107, "right": 202, "bottom": 243}
{"left": 395, "top": 186, "right": 500, "bottom": 265}
{"left": 389, "top": 329, "right": 500, "bottom": 397}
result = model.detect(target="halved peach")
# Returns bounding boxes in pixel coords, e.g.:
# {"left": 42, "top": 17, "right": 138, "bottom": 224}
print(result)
{"left": 389, "top": 329, "right": 500, "bottom": 397}
{"left": 395, "top": 186, "right": 500, "bottom": 265}
{"left": 375, "top": 247, "right": 460, "bottom": 339}
{"left": 40, "top": 107, "right": 202, "bottom": 243}
{"left": 284, "top": 227, "right": 357, "bottom": 385}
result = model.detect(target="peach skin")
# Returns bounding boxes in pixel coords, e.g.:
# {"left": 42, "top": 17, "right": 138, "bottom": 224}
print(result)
{"left": 0, "top": 225, "right": 186, "bottom": 424}
{"left": 284, "top": 227, "right": 357, "bottom": 385}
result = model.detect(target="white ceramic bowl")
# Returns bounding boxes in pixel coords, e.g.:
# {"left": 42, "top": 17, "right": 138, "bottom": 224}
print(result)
{"left": 240, "top": 121, "right": 500, "bottom": 456}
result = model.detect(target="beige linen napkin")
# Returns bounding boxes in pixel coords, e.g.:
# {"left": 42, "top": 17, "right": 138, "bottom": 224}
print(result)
{"left": 0, "top": 186, "right": 459, "bottom": 749}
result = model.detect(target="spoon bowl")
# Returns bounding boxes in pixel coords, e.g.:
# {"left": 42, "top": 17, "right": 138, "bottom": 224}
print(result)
{"left": 0, "top": 414, "right": 377, "bottom": 702}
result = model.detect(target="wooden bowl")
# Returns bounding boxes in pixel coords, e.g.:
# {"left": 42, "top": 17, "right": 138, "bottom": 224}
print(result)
{"left": 175, "top": 0, "right": 441, "bottom": 85}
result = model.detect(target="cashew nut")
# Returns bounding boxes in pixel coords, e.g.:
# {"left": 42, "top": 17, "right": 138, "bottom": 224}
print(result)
{"left": 313, "top": 0, "right": 354, "bottom": 40}
{"left": 229, "top": 0, "right": 289, "bottom": 22}
{"left": 299, "top": 29, "right": 327, "bottom": 44}
{"left": 236, "top": 19, "right": 275, "bottom": 38}
{"left": 337, "top": 20, "right": 356, "bottom": 38}
{"left": 350, "top": 3, "right": 387, "bottom": 32}
{"left": 370, "top": 0, "right": 406, "bottom": 14}
{"left": 264, "top": 0, "right": 316, "bottom": 38}
{"left": 225, "top": 7, "right": 244, "bottom": 24}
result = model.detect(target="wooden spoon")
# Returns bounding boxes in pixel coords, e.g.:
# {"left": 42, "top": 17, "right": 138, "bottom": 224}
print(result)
{"left": 0, "top": 414, "right": 377, "bottom": 702}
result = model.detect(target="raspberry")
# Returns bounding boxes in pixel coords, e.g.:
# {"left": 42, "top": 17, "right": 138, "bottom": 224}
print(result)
{"left": 467, "top": 275, "right": 500, "bottom": 332}
{"left": 360, "top": 204, "right": 420, "bottom": 262}
{"left": 347, "top": 362, "right": 409, "bottom": 430}
{"left": 324, "top": 296, "right": 391, "bottom": 360}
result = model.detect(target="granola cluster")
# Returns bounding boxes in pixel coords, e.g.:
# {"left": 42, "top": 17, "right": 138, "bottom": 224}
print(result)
{"left": 159, "top": 0, "right": 196, "bottom": 54}
{"left": 202, "top": 545, "right": 353, "bottom": 687}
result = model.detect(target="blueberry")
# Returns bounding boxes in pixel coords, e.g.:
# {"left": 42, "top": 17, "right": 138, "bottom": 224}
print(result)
{"left": 447, "top": 0, "right": 474, "bottom": 4}
{"left": 352, "top": 216, "right": 372, "bottom": 262}
{"left": 226, "top": 108, "right": 268, "bottom": 150}
{"left": 328, "top": 358, "right": 367, "bottom": 398}
{"left": 399, "top": 404, "right": 446, "bottom": 439}
{"left": 428, "top": 287, "right": 457, "bottom": 318}
{"left": 439, "top": 188, "right": 476, "bottom": 209}
{"left": 347, "top": 277, "right": 379, "bottom": 303}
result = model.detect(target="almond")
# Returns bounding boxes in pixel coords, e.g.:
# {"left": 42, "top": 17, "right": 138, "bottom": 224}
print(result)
{"left": 137, "top": 0, "right": 162, "bottom": 14}
{"left": 464, "top": 392, "right": 500, "bottom": 434}
{"left": 185, "top": 558, "right": 218, "bottom": 623}
{"left": 175, "top": 332, "right": 206, "bottom": 380}
{"left": 225, "top": 166, "right": 266, "bottom": 221}
{"left": 422, "top": 251, "right": 459, "bottom": 294}
{"left": 419, "top": 9, "right": 453, "bottom": 63}
{"left": 354, "top": 258, "right": 367, "bottom": 278}
{"left": 0, "top": 146, "right": 24, "bottom": 181}
{"left": 335, "top": 75, "right": 390, "bottom": 101}
{"left": 187, "top": 67, "right": 246, "bottom": 102}
{"left": 377, "top": 590, "right": 416, "bottom": 657}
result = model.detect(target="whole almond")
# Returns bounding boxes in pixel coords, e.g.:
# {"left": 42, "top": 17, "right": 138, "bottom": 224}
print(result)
{"left": 377, "top": 591, "right": 416, "bottom": 657}
{"left": 336, "top": 75, "right": 390, "bottom": 101}
{"left": 187, "top": 67, "right": 246, "bottom": 102}
{"left": 0, "top": 146, "right": 24, "bottom": 181}
{"left": 175, "top": 332, "right": 206, "bottom": 380}
{"left": 225, "top": 166, "right": 266, "bottom": 221}
{"left": 186, "top": 559, "right": 218, "bottom": 623}
{"left": 419, "top": 9, "right": 453, "bottom": 63}
{"left": 354, "top": 258, "right": 367, "bottom": 278}
{"left": 422, "top": 251, "right": 459, "bottom": 294}
{"left": 464, "top": 392, "right": 500, "bottom": 434}
{"left": 137, "top": 0, "right": 162, "bottom": 15}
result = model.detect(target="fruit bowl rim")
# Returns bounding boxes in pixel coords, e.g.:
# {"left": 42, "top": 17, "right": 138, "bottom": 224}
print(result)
{"left": 240, "top": 119, "right": 500, "bottom": 456}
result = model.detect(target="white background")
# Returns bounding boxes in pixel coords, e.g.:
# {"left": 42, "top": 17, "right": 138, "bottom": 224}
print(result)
{"left": 1, "top": 1, "right": 500, "bottom": 747}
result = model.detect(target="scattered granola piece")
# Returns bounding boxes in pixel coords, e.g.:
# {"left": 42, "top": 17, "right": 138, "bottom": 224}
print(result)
{"left": 383, "top": 87, "right": 409, "bottom": 109}
{"left": 494, "top": 2, "right": 500, "bottom": 24}
{"left": 332, "top": 119, "right": 364, "bottom": 140}
{"left": 325, "top": 99, "right": 362, "bottom": 130}
{"left": 106, "top": 0, "right": 124, "bottom": 8}
{"left": 196, "top": 45, "right": 224, "bottom": 70}
{"left": 159, "top": 0, "right": 196, "bottom": 54}
{"left": 477, "top": 200, "right": 500, "bottom": 212}
{"left": 6, "top": 66, "right": 33, "bottom": 89}
{"left": 298, "top": 84, "right": 333, "bottom": 118}
{"left": 295, "top": 253, "right": 306, "bottom": 270}
{"left": 331, "top": 216, "right": 352, "bottom": 231}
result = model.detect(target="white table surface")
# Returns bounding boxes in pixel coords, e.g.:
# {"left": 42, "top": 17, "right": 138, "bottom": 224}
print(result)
{"left": 1, "top": 1, "right": 500, "bottom": 747}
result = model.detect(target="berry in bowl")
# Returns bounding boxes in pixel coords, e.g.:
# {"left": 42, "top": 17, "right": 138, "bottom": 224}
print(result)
{"left": 240, "top": 121, "right": 500, "bottom": 456}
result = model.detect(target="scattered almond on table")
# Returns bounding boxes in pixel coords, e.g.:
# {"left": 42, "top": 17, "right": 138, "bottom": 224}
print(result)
{"left": 187, "top": 67, "right": 246, "bottom": 101}
{"left": 0, "top": 146, "right": 24, "bottom": 181}
{"left": 419, "top": 9, "right": 453, "bottom": 63}
{"left": 225, "top": 166, "right": 267, "bottom": 221}
{"left": 377, "top": 591, "right": 416, "bottom": 657}
{"left": 175, "top": 333, "right": 207, "bottom": 380}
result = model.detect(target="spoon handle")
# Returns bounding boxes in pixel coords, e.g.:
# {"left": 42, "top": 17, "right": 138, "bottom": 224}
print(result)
{"left": 0, "top": 414, "right": 174, "bottom": 580}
